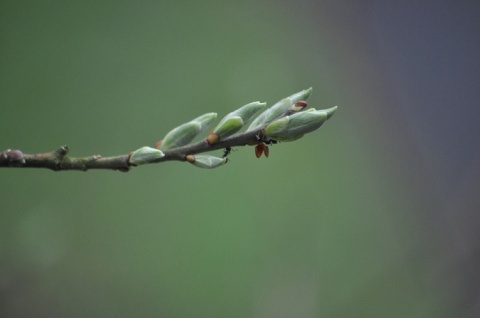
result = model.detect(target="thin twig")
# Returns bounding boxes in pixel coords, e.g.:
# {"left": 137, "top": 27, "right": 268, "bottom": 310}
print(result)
{"left": 0, "top": 129, "right": 263, "bottom": 172}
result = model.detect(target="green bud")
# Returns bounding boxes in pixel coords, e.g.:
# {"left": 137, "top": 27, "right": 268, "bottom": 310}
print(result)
{"left": 265, "top": 106, "right": 337, "bottom": 141}
{"left": 263, "top": 116, "right": 290, "bottom": 135}
{"left": 189, "top": 155, "right": 228, "bottom": 169}
{"left": 287, "top": 87, "right": 312, "bottom": 104}
{"left": 160, "top": 112, "right": 217, "bottom": 150}
{"left": 212, "top": 101, "right": 265, "bottom": 140}
{"left": 248, "top": 88, "right": 312, "bottom": 131}
{"left": 129, "top": 146, "right": 165, "bottom": 166}
{"left": 194, "top": 112, "right": 219, "bottom": 127}
{"left": 231, "top": 101, "right": 266, "bottom": 123}
{"left": 248, "top": 98, "right": 291, "bottom": 131}
{"left": 284, "top": 109, "right": 328, "bottom": 136}
{"left": 212, "top": 116, "right": 244, "bottom": 139}
{"left": 272, "top": 134, "right": 305, "bottom": 142}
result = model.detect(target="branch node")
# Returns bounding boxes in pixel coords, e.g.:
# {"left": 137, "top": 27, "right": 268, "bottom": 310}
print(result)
{"left": 3, "top": 149, "right": 26, "bottom": 166}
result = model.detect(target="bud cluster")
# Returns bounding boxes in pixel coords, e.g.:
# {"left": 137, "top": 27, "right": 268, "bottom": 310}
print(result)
{"left": 149, "top": 88, "right": 336, "bottom": 168}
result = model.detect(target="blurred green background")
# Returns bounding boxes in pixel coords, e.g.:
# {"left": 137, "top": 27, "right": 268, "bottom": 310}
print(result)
{"left": 1, "top": 1, "right": 479, "bottom": 317}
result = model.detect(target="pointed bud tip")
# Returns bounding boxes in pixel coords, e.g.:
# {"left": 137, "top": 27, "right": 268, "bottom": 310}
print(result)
{"left": 305, "top": 87, "right": 313, "bottom": 96}
{"left": 325, "top": 106, "right": 338, "bottom": 119}
{"left": 290, "top": 87, "right": 313, "bottom": 103}
{"left": 194, "top": 112, "right": 218, "bottom": 125}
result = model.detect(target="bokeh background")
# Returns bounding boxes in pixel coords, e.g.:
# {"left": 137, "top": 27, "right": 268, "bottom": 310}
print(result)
{"left": 1, "top": 1, "right": 479, "bottom": 317}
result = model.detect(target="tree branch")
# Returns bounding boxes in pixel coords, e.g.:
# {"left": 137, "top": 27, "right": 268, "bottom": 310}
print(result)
{"left": 0, "top": 146, "right": 130, "bottom": 172}
{"left": 1, "top": 88, "right": 337, "bottom": 172}
{"left": 0, "top": 129, "right": 261, "bottom": 172}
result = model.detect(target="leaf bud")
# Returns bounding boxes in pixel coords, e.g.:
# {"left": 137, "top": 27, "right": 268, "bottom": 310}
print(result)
{"left": 212, "top": 116, "right": 244, "bottom": 138}
{"left": 129, "top": 146, "right": 165, "bottom": 166}
{"left": 187, "top": 155, "right": 228, "bottom": 169}
{"left": 160, "top": 112, "right": 217, "bottom": 150}
{"left": 211, "top": 101, "right": 265, "bottom": 141}
{"left": 264, "top": 106, "right": 337, "bottom": 141}
{"left": 248, "top": 88, "right": 312, "bottom": 130}
{"left": 288, "top": 87, "right": 312, "bottom": 104}
{"left": 248, "top": 97, "right": 291, "bottom": 131}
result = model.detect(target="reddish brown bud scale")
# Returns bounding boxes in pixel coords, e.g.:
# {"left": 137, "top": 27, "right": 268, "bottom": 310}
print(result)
{"left": 155, "top": 140, "right": 163, "bottom": 149}
{"left": 207, "top": 132, "right": 220, "bottom": 145}
{"left": 295, "top": 101, "right": 308, "bottom": 108}
{"left": 255, "top": 143, "right": 269, "bottom": 158}
{"left": 255, "top": 144, "right": 263, "bottom": 158}
{"left": 185, "top": 155, "right": 196, "bottom": 163}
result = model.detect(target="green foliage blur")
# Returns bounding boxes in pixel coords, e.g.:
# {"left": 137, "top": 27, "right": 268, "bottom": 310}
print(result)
{"left": 2, "top": 1, "right": 478, "bottom": 317}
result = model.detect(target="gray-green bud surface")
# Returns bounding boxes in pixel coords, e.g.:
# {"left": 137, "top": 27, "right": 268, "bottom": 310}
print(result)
{"left": 160, "top": 112, "right": 217, "bottom": 150}
{"left": 212, "top": 101, "right": 265, "bottom": 139}
{"left": 189, "top": 155, "right": 228, "bottom": 169}
{"left": 129, "top": 146, "right": 165, "bottom": 166}
{"left": 265, "top": 106, "right": 337, "bottom": 141}
{"left": 248, "top": 88, "right": 312, "bottom": 131}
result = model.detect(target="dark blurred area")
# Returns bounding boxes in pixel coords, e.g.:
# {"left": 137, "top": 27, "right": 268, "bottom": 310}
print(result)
{"left": 1, "top": 1, "right": 479, "bottom": 317}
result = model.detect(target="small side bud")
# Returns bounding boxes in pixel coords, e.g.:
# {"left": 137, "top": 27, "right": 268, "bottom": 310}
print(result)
{"left": 6, "top": 149, "right": 26, "bottom": 166}
{"left": 188, "top": 155, "right": 228, "bottom": 169}
{"left": 128, "top": 146, "right": 165, "bottom": 166}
